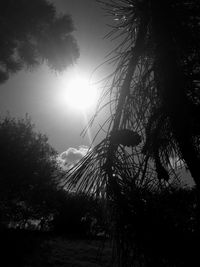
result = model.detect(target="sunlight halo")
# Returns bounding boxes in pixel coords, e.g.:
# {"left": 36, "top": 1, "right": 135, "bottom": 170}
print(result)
{"left": 56, "top": 73, "right": 98, "bottom": 112}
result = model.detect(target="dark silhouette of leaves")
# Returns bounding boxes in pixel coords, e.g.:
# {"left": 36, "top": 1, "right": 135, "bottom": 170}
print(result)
{"left": 65, "top": 1, "right": 200, "bottom": 266}
{"left": 0, "top": 115, "right": 61, "bottom": 226}
{"left": 0, "top": 0, "right": 79, "bottom": 83}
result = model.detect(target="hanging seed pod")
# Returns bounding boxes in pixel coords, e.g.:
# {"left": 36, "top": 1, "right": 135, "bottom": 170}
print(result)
{"left": 110, "top": 129, "right": 141, "bottom": 147}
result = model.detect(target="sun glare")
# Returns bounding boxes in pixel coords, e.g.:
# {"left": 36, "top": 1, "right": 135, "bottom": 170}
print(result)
{"left": 57, "top": 74, "right": 98, "bottom": 112}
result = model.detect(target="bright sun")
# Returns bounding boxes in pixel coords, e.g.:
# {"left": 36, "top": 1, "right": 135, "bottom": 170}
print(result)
{"left": 57, "top": 74, "right": 98, "bottom": 112}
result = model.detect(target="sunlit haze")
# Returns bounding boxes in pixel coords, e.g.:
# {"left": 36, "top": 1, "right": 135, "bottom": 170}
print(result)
{"left": 56, "top": 73, "right": 98, "bottom": 112}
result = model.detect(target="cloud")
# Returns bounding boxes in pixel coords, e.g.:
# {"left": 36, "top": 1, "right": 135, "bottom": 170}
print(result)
{"left": 58, "top": 145, "right": 89, "bottom": 170}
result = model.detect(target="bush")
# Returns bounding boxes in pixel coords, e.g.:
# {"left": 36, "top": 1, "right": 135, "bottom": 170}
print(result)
{"left": 0, "top": 115, "right": 61, "bottom": 228}
{"left": 109, "top": 185, "right": 199, "bottom": 266}
{"left": 52, "top": 190, "right": 104, "bottom": 237}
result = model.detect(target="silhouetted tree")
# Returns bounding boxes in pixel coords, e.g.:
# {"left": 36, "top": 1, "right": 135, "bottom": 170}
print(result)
{"left": 65, "top": 0, "right": 200, "bottom": 266}
{"left": 0, "top": 115, "right": 61, "bottom": 227}
{"left": 66, "top": 0, "right": 200, "bottom": 201}
{"left": 0, "top": 0, "right": 79, "bottom": 83}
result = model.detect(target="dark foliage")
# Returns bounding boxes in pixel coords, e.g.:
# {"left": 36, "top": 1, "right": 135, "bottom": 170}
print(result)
{"left": 52, "top": 190, "right": 105, "bottom": 238}
{"left": 0, "top": 115, "right": 61, "bottom": 227}
{"left": 65, "top": 0, "right": 200, "bottom": 266}
{"left": 0, "top": 0, "right": 79, "bottom": 83}
{"left": 109, "top": 186, "right": 199, "bottom": 266}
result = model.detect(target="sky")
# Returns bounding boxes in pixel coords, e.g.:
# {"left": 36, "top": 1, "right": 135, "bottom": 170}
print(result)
{"left": 0, "top": 0, "right": 114, "bottom": 157}
{"left": 0, "top": 0, "right": 194, "bottom": 186}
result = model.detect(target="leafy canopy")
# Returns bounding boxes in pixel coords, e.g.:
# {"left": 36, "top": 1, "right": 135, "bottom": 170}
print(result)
{"left": 0, "top": 0, "right": 79, "bottom": 83}
{"left": 0, "top": 115, "right": 61, "bottom": 224}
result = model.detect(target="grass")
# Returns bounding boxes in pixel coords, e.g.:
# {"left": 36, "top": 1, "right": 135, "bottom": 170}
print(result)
{"left": 25, "top": 237, "right": 112, "bottom": 267}
{"left": 0, "top": 229, "right": 112, "bottom": 267}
